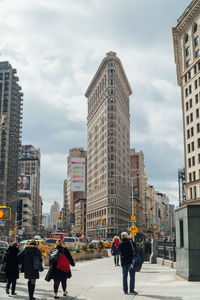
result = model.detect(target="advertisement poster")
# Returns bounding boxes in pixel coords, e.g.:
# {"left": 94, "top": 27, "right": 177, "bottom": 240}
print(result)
{"left": 17, "top": 175, "right": 31, "bottom": 194}
{"left": 71, "top": 157, "right": 85, "bottom": 192}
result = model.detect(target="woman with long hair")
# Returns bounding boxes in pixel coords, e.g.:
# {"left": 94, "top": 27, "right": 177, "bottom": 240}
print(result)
{"left": 45, "top": 241, "right": 75, "bottom": 299}
{"left": 5, "top": 242, "right": 20, "bottom": 295}
{"left": 111, "top": 236, "right": 120, "bottom": 266}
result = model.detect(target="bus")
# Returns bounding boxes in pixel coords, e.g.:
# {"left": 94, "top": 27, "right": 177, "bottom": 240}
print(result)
{"left": 49, "top": 232, "right": 68, "bottom": 240}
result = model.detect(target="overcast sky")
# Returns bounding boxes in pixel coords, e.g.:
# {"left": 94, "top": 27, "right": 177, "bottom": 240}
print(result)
{"left": 0, "top": 0, "right": 192, "bottom": 212}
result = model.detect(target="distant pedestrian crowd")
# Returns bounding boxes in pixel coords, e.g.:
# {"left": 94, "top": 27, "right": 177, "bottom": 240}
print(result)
{"left": 2, "top": 232, "right": 143, "bottom": 299}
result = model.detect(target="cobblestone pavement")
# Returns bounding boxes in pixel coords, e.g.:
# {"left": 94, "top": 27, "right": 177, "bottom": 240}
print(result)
{"left": 1, "top": 255, "right": 200, "bottom": 300}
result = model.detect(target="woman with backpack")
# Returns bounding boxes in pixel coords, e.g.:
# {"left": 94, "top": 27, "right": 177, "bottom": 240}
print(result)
{"left": 18, "top": 239, "right": 43, "bottom": 300}
{"left": 4, "top": 242, "right": 20, "bottom": 295}
{"left": 111, "top": 236, "right": 120, "bottom": 266}
{"left": 45, "top": 240, "right": 75, "bottom": 299}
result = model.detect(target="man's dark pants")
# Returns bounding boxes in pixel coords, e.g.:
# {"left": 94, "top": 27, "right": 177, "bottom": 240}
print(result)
{"left": 122, "top": 265, "right": 135, "bottom": 293}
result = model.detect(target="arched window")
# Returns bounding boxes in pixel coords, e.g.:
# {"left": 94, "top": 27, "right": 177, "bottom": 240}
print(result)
{"left": 194, "top": 23, "right": 198, "bottom": 34}
{"left": 185, "top": 34, "right": 189, "bottom": 44}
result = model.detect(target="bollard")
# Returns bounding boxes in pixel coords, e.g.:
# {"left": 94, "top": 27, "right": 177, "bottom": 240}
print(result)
{"left": 163, "top": 238, "right": 167, "bottom": 259}
{"left": 173, "top": 238, "right": 176, "bottom": 262}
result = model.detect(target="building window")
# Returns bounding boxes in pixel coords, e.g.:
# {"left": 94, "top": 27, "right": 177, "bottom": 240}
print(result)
{"left": 193, "top": 171, "right": 196, "bottom": 181}
{"left": 185, "top": 88, "right": 188, "bottom": 97}
{"left": 194, "top": 23, "right": 198, "bottom": 33}
{"left": 190, "top": 99, "right": 192, "bottom": 108}
{"left": 195, "top": 94, "right": 199, "bottom": 103}
{"left": 180, "top": 219, "right": 184, "bottom": 248}
{"left": 194, "top": 36, "right": 199, "bottom": 47}
{"left": 192, "top": 156, "right": 195, "bottom": 166}
{"left": 198, "top": 138, "right": 200, "bottom": 148}
{"left": 197, "top": 109, "right": 200, "bottom": 118}
{"left": 195, "top": 79, "right": 198, "bottom": 89}
{"left": 192, "top": 141, "right": 194, "bottom": 151}
{"left": 185, "top": 34, "right": 189, "bottom": 44}
{"left": 188, "top": 158, "right": 191, "bottom": 167}
{"left": 190, "top": 113, "right": 193, "bottom": 122}
{"left": 186, "top": 59, "right": 190, "bottom": 67}
{"left": 198, "top": 153, "right": 200, "bottom": 163}
{"left": 185, "top": 74, "right": 187, "bottom": 83}
{"left": 189, "top": 173, "right": 192, "bottom": 181}
{"left": 186, "top": 102, "right": 189, "bottom": 111}
{"left": 188, "top": 143, "right": 191, "bottom": 153}
{"left": 191, "top": 127, "right": 194, "bottom": 136}
{"left": 194, "top": 65, "right": 197, "bottom": 74}
{"left": 186, "top": 115, "right": 189, "bottom": 124}
{"left": 197, "top": 123, "right": 200, "bottom": 133}
{"left": 195, "top": 50, "right": 200, "bottom": 58}
{"left": 185, "top": 46, "right": 190, "bottom": 57}
{"left": 187, "top": 129, "right": 190, "bottom": 138}
{"left": 189, "top": 85, "right": 192, "bottom": 94}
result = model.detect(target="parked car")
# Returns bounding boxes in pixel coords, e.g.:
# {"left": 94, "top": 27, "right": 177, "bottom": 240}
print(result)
{"left": 45, "top": 238, "right": 59, "bottom": 249}
{"left": 89, "top": 240, "right": 100, "bottom": 248}
{"left": 0, "top": 240, "right": 9, "bottom": 282}
{"left": 104, "top": 240, "right": 113, "bottom": 248}
{"left": 62, "top": 237, "right": 81, "bottom": 249}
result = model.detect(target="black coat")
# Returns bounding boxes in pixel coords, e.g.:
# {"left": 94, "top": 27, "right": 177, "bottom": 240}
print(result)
{"left": 5, "top": 246, "right": 20, "bottom": 279}
{"left": 117, "top": 238, "right": 136, "bottom": 266}
{"left": 18, "top": 245, "right": 42, "bottom": 279}
{"left": 45, "top": 245, "right": 75, "bottom": 282}
{"left": 111, "top": 241, "right": 120, "bottom": 255}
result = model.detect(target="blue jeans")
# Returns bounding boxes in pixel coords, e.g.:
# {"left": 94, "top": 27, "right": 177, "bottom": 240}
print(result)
{"left": 122, "top": 265, "right": 135, "bottom": 293}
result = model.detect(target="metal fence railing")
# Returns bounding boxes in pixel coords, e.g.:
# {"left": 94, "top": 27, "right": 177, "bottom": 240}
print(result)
{"left": 157, "top": 238, "right": 176, "bottom": 262}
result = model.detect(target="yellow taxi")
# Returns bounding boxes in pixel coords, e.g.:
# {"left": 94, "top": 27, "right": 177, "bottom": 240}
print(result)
{"left": 103, "top": 240, "right": 113, "bottom": 248}
{"left": 27, "top": 239, "right": 50, "bottom": 257}
{"left": 45, "top": 238, "right": 59, "bottom": 250}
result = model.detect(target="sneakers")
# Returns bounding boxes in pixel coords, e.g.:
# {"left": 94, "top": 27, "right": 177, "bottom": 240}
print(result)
{"left": 63, "top": 291, "right": 68, "bottom": 296}
{"left": 6, "top": 289, "right": 9, "bottom": 294}
{"left": 124, "top": 292, "right": 129, "bottom": 295}
{"left": 130, "top": 291, "right": 138, "bottom": 295}
{"left": 12, "top": 292, "right": 17, "bottom": 295}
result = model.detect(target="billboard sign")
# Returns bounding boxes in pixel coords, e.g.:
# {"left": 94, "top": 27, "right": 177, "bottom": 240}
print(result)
{"left": 71, "top": 157, "right": 85, "bottom": 192}
{"left": 17, "top": 175, "right": 31, "bottom": 194}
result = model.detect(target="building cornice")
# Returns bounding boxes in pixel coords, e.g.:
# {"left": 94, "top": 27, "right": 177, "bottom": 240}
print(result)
{"left": 85, "top": 52, "right": 132, "bottom": 98}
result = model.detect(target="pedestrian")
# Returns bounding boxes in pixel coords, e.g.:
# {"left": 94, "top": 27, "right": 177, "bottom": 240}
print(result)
{"left": 4, "top": 242, "right": 20, "bottom": 295}
{"left": 45, "top": 241, "right": 75, "bottom": 299}
{"left": 18, "top": 239, "right": 43, "bottom": 300}
{"left": 118, "top": 232, "right": 138, "bottom": 295}
{"left": 111, "top": 236, "right": 120, "bottom": 266}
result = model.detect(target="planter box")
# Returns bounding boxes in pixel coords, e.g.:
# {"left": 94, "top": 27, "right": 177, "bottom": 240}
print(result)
{"left": 43, "top": 249, "right": 108, "bottom": 265}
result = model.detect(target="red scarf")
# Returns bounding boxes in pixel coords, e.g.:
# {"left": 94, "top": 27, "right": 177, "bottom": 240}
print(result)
{"left": 114, "top": 240, "right": 119, "bottom": 248}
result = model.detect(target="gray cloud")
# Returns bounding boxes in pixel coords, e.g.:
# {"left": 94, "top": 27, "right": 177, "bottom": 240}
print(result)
{"left": 0, "top": 0, "right": 190, "bottom": 211}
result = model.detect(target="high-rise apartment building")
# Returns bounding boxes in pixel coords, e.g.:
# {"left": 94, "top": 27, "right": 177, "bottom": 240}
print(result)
{"left": 0, "top": 61, "right": 23, "bottom": 231}
{"left": 173, "top": 0, "right": 200, "bottom": 203}
{"left": 63, "top": 147, "right": 87, "bottom": 232}
{"left": 85, "top": 51, "right": 132, "bottom": 238}
{"left": 18, "top": 145, "right": 41, "bottom": 232}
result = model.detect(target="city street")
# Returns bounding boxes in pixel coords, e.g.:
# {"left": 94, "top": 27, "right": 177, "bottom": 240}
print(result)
{"left": 1, "top": 253, "right": 200, "bottom": 300}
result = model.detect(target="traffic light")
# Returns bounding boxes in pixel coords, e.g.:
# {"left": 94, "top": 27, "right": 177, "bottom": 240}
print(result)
{"left": 0, "top": 206, "right": 11, "bottom": 221}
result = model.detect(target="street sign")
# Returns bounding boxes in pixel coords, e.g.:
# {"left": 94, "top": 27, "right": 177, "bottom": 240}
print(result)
{"left": 129, "top": 224, "right": 138, "bottom": 235}
{"left": 130, "top": 216, "right": 135, "bottom": 221}
{"left": 0, "top": 206, "right": 11, "bottom": 221}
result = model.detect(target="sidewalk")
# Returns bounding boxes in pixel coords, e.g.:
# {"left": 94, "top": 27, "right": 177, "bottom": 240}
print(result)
{"left": 0, "top": 256, "right": 200, "bottom": 299}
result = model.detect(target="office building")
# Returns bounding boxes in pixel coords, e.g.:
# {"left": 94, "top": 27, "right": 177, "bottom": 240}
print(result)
{"left": 85, "top": 51, "right": 132, "bottom": 238}
{"left": 173, "top": 0, "right": 200, "bottom": 203}
{"left": 63, "top": 147, "right": 87, "bottom": 232}
{"left": 18, "top": 145, "right": 41, "bottom": 232}
{"left": 0, "top": 61, "right": 23, "bottom": 231}
{"left": 130, "top": 148, "right": 146, "bottom": 233}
